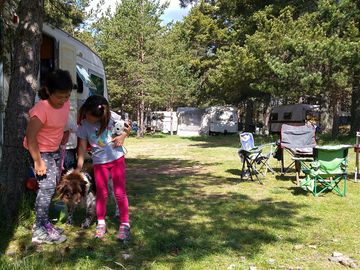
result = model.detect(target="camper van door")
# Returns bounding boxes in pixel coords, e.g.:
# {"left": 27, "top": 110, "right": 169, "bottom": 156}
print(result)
{"left": 59, "top": 41, "right": 78, "bottom": 150}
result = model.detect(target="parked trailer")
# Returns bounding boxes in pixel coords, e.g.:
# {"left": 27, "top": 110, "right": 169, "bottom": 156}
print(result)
{"left": 159, "top": 111, "right": 178, "bottom": 134}
{"left": 205, "top": 106, "right": 238, "bottom": 135}
{"left": 269, "top": 104, "right": 320, "bottom": 133}
{"left": 177, "top": 107, "right": 206, "bottom": 136}
{"left": 0, "top": 23, "right": 108, "bottom": 161}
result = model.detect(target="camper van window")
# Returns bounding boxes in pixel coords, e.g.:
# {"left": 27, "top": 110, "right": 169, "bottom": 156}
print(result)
{"left": 270, "top": 113, "right": 278, "bottom": 121}
{"left": 283, "top": 112, "right": 292, "bottom": 120}
{"left": 216, "top": 111, "right": 224, "bottom": 121}
{"left": 76, "top": 65, "right": 97, "bottom": 90}
{"left": 89, "top": 73, "right": 104, "bottom": 96}
{"left": 76, "top": 73, "right": 84, "bottom": 93}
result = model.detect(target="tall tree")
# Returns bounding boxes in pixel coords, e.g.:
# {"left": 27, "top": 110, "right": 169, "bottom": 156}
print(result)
{"left": 95, "top": 0, "right": 167, "bottom": 137}
{"left": 0, "top": 0, "right": 44, "bottom": 227}
{"left": 153, "top": 23, "right": 200, "bottom": 111}
{"left": 44, "top": 0, "right": 90, "bottom": 33}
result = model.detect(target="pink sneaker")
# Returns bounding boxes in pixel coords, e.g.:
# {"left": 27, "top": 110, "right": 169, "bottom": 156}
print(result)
{"left": 95, "top": 224, "right": 106, "bottom": 238}
{"left": 116, "top": 224, "right": 130, "bottom": 242}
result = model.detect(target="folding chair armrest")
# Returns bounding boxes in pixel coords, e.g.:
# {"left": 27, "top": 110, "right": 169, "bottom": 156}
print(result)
{"left": 238, "top": 149, "right": 253, "bottom": 155}
{"left": 310, "top": 161, "right": 320, "bottom": 170}
{"left": 340, "top": 159, "right": 348, "bottom": 170}
{"left": 258, "top": 142, "right": 275, "bottom": 149}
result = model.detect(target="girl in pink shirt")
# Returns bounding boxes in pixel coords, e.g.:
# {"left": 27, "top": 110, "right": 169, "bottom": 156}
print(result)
{"left": 24, "top": 69, "right": 73, "bottom": 245}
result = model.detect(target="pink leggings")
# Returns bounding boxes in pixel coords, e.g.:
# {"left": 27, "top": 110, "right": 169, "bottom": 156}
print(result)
{"left": 93, "top": 156, "right": 129, "bottom": 224}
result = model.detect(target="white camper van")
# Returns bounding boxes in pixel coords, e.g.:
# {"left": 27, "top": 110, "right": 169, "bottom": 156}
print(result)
{"left": 269, "top": 104, "right": 320, "bottom": 133}
{"left": 177, "top": 107, "right": 205, "bottom": 136}
{"left": 147, "top": 111, "right": 178, "bottom": 134}
{"left": 205, "top": 106, "right": 238, "bottom": 135}
{"left": 0, "top": 23, "right": 108, "bottom": 161}
{"left": 41, "top": 24, "right": 108, "bottom": 160}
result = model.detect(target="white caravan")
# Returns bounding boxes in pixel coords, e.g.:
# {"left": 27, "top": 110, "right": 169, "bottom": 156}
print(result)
{"left": 269, "top": 104, "right": 320, "bottom": 133}
{"left": 0, "top": 23, "right": 108, "bottom": 158}
{"left": 152, "top": 111, "right": 178, "bottom": 134}
{"left": 162, "top": 111, "right": 178, "bottom": 134}
{"left": 204, "top": 106, "right": 238, "bottom": 135}
{"left": 177, "top": 107, "right": 206, "bottom": 136}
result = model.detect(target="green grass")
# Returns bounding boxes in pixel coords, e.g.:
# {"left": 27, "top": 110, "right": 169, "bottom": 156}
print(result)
{"left": 1, "top": 133, "right": 360, "bottom": 269}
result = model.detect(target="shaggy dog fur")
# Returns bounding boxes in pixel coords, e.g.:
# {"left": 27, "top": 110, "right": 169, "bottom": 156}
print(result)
{"left": 56, "top": 163, "right": 96, "bottom": 228}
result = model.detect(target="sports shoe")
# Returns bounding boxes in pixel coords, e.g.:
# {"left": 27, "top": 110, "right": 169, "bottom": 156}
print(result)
{"left": 95, "top": 224, "right": 107, "bottom": 238}
{"left": 116, "top": 224, "right": 130, "bottom": 242}
{"left": 44, "top": 221, "right": 64, "bottom": 234}
{"left": 32, "top": 222, "right": 64, "bottom": 235}
{"left": 32, "top": 226, "right": 67, "bottom": 245}
{"left": 44, "top": 223, "right": 67, "bottom": 242}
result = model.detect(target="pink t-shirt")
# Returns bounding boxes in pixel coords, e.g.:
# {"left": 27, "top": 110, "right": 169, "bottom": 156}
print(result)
{"left": 23, "top": 99, "right": 70, "bottom": 152}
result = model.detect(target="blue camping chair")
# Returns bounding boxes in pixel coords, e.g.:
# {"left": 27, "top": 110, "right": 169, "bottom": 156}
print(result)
{"left": 238, "top": 132, "right": 275, "bottom": 184}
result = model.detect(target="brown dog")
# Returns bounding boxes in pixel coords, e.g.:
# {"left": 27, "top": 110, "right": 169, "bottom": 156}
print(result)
{"left": 56, "top": 164, "right": 96, "bottom": 228}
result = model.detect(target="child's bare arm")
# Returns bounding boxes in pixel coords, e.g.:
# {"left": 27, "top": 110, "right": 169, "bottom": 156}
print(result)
{"left": 26, "top": 116, "right": 46, "bottom": 175}
{"left": 75, "top": 138, "right": 88, "bottom": 172}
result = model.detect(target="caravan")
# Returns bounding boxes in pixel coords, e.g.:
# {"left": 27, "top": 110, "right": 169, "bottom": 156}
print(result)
{"left": 0, "top": 23, "right": 108, "bottom": 160}
{"left": 269, "top": 104, "right": 320, "bottom": 133}
{"left": 152, "top": 111, "right": 178, "bottom": 134}
{"left": 205, "top": 106, "right": 238, "bottom": 135}
{"left": 177, "top": 107, "right": 205, "bottom": 136}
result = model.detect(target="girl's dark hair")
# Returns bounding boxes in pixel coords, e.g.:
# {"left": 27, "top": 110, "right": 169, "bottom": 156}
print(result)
{"left": 78, "top": 95, "right": 110, "bottom": 136}
{"left": 38, "top": 69, "right": 73, "bottom": 100}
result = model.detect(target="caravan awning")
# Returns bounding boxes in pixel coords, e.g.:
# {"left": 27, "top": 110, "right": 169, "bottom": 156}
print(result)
{"left": 76, "top": 65, "right": 96, "bottom": 89}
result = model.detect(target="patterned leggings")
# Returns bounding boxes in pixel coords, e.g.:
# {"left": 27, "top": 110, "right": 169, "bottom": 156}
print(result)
{"left": 35, "top": 151, "right": 61, "bottom": 227}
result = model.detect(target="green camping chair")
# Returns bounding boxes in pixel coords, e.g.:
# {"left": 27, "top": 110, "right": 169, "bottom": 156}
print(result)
{"left": 300, "top": 145, "right": 351, "bottom": 197}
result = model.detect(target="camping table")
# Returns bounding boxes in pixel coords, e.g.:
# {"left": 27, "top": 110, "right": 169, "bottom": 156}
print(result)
{"left": 355, "top": 132, "right": 360, "bottom": 182}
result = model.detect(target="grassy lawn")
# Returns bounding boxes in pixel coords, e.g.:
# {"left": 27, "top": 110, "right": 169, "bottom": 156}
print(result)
{"left": 1, "top": 133, "right": 359, "bottom": 270}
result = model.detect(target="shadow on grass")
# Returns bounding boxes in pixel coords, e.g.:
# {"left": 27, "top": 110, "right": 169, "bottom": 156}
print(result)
{"left": 3, "top": 157, "right": 319, "bottom": 270}
{"left": 0, "top": 190, "right": 36, "bottom": 254}
{"left": 182, "top": 134, "right": 279, "bottom": 149}
{"left": 7, "top": 159, "right": 316, "bottom": 269}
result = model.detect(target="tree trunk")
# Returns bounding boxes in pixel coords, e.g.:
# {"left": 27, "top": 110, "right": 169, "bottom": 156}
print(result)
{"left": 139, "top": 95, "right": 145, "bottom": 137}
{"left": 136, "top": 102, "right": 141, "bottom": 137}
{"left": 0, "top": 0, "right": 44, "bottom": 224}
{"left": 263, "top": 95, "right": 272, "bottom": 135}
{"left": 350, "top": 72, "right": 360, "bottom": 134}
{"left": 320, "top": 94, "right": 332, "bottom": 134}
{"left": 244, "top": 98, "right": 254, "bottom": 132}
{"left": 331, "top": 99, "right": 340, "bottom": 139}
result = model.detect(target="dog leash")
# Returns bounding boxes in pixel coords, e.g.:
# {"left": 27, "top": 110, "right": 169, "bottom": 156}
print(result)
{"left": 60, "top": 144, "right": 66, "bottom": 172}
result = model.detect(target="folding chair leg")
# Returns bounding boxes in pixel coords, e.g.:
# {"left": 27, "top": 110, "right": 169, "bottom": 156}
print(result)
{"left": 355, "top": 152, "right": 359, "bottom": 182}
{"left": 240, "top": 158, "right": 247, "bottom": 181}
{"left": 295, "top": 160, "right": 300, "bottom": 186}
{"left": 281, "top": 148, "right": 285, "bottom": 175}
{"left": 259, "top": 160, "right": 275, "bottom": 175}
{"left": 248, "top": 159, "right": 262, "bottom": 185}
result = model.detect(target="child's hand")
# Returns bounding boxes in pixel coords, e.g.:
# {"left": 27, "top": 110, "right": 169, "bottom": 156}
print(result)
{"left": 34, "top": 159, "right": 47, "bottom": 176}
{"left": 74, "top": 167, "right": 82, "bottom": 174}
{"left": 124, "top": 121, "right": 132, "bottom": 135}
{"left": 112, "top": 135, "right": 125, "bottom": 148}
